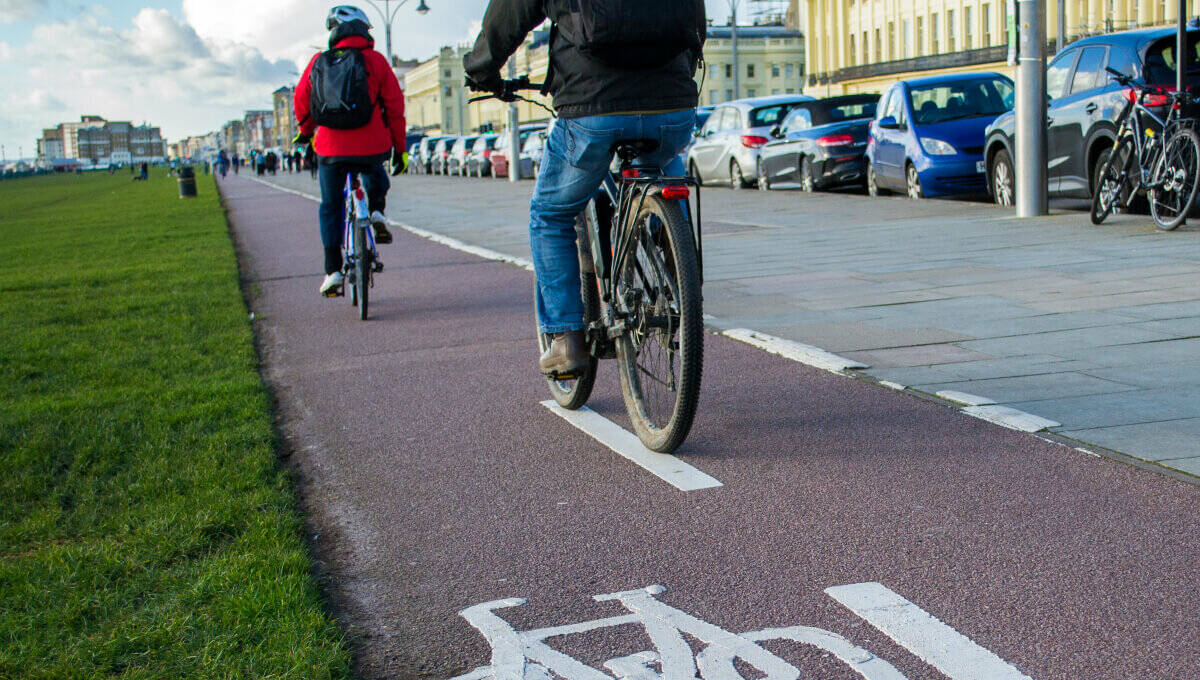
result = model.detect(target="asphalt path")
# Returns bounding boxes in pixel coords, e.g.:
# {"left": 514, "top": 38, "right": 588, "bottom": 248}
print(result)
{"left": 220, "top": 173, "right": 1198, "bottom": 680}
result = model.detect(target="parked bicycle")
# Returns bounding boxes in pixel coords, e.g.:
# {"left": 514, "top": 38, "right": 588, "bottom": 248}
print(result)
{"left": 470, "top": 77, "right": 706, "bottom": 453}
{"left": 1091, "top": 67, "right": 1200, "bottom": 230}
{"left": 337, "top": 172, "right": 383, "bottom": 320}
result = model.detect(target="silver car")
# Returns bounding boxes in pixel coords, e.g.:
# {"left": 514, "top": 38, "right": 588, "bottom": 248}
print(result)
{"left": 686, "top": 94, "right": 815, "bottom": 188}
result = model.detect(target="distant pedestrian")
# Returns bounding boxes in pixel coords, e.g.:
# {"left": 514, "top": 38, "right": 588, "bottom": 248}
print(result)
{"left": 217, "top": 150, "right": 230, "bottom": 178}
{"left": 266, "top": 151, "right": 278, "bottom": 175}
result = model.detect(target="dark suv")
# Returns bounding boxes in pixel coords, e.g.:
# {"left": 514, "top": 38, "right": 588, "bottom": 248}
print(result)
{"left": 984, "top": 26, "right": 1200, "bottom": 205}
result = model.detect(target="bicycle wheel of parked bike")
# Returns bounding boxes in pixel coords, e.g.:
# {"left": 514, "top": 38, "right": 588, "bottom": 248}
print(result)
{"left": 1149, "top": 126, "right": 1200, "bottom": 231}
{"left": 356, "top": 224, "right": 371, "bottom": 320}
{"left": 1090, "top": 137, "right": 1135, "bottom": 225}
{"left": 537, "top": 209, "right": 601, "bottom": 410}
{"left": 613, "top": 190, "right": 703, "bottom": 453}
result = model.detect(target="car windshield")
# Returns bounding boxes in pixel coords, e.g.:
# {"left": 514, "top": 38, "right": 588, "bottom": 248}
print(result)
{"left": 812, "top": 98, "right": 879, "bottom": 125}
{"left": 749, "top": 103, "right": 799, "bottom": 128}
{"left": 694, "top": 111, "right": 712, "bottom": 131}
{"left": 908, "top": 77, "right": 1014, "bottom": 124}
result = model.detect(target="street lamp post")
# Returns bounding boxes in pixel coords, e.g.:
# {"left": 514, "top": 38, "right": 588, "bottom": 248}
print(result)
{"left": 362, "top": 0, "right": 431, "bottom": 67}
{"left": 727, "top": 0, "right": 741, "bottom": 100}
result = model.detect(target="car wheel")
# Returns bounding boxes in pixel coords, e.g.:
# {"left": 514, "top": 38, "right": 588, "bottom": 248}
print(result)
{"left": 992, "top": 149, "right": 1015, "bottom": 207}
{"left": 906, "top": 162, "right": 924, "bottom": 199}
{"left": 730, "top": 159, "right": 746, "bottom": 189}
{"left": 866, "top": 163, "right": 883, "bottom": 196}
{"left": 757, "top": 160, "right": 770, "bottom": 191}
{"left": 800, "top": 157, "right": 815, "bottom": 193}
{"left": 689, "top": 161, "right": 703, "bottom": 187}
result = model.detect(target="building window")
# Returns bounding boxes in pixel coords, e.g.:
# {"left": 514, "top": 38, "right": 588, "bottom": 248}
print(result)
{"left": 726, "top": 88, "right": 733, "bottom": 101}
{"left": 965, "top": 6, "right": 974, "bottom": 49}
{"left": 444, "top": 69, "right": 451, "bottom": 78}
{"left": 862, "top": 30, "right": 868, "bottom": 62}
{"left": 786, "top": 63, "right": 794, "bottom": 77}
{"left": 902, "top": 19, "right": 911, "bottom": 58}
{"left": 888, "top": 21, "right": 895, "bottom": 60}
{"left": 725, "top": 63, "right": 733, "bottom": 78}
{"left": 444, "top": 86, "right": 452, "bottom": 96}
{"left": 948, "top": 9, "right": 956, "bottom": 51}
{"left": 848, "top": 34, "right": 856, "bottom": 66}
{"left": 772, "top": 88, "right": 780, "bottom": 94}
{"left": 786, "top": 88, "right": 795, "bottom": 93}
{"left": 746, "top": 88, "right": 756, "bottom": 97}
{"left": 772, "top": 63, "right": 780, "bottom": 77}
{"left": 931, "top": 13, "right": 940, "bottom": 54}
{"left": 710, "top": 90, "right": 719, "bottom": 105}
{"left": 747, "top": 64, "right": 755, "bottom": 78}
{"left": 874, "top": 28, "right": 882, "bottom": 62}
{"left": 916, "top": 17, "right": 924, "bottom": 57}
{"left": 982, "top": 4, "right": 992, "bottom": 45}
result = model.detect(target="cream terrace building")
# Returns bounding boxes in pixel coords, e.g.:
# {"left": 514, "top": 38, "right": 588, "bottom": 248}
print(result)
{"left": 699, "top": 25, "right": 807, "bottom": 105}
{"left": 804, "top": 0, "right": 1200, "bottom": 96}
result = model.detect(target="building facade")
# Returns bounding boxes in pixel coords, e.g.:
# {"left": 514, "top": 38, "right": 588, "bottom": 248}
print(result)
{"left": 37, "top": 116, "right": 165, "bottom": 165}
{"left": 699, "top": 25, "right": 807, "bottom": 106}
{"left": 806, "top": 0, "right": 1200, "bottom": 97}
{"left": 243, "top": 110, "right": 274, "bottom": 152}
{"left": 272, "top": 86, "right": 297, "bottom": 148}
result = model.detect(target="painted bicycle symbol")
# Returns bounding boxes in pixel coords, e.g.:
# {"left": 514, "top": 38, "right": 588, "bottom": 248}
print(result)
{"left": 448, "top": 585, "right": 908, "bottom": 680}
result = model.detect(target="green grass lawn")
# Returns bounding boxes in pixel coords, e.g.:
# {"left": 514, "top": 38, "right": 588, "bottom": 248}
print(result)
{"left": 0, "top": 173, "right": 352, "bottom": 679}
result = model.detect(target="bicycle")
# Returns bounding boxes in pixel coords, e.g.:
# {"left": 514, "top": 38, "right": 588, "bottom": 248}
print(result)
{"left": 336, "top": 172, "right": 383, "bottom": 320}
{"left": 1091, "top": 67, "right": 1200, "bottom": 230}
{"left": 470, "top": 77, "right": 706, "bottom": 453}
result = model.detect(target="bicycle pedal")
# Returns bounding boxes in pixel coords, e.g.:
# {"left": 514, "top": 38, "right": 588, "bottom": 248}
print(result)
{"left": 544, "top": 370, "right": 581, "bottom": 380}
{"left": 323, "top": 287, "right": 344, "bottom": 298}
{"left": 372, "top": 260, "right": 384, "bottom": 273}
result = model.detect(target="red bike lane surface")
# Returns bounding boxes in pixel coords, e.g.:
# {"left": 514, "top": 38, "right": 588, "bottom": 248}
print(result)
{"left": 221, "top": 174, "right": 1198, "bottom": 680}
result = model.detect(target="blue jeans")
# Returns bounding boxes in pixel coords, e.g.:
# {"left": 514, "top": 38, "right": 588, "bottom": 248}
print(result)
{"left": 530, "top": 110, "right": 695, "bottom": 333}
{"left": 318, "top": 161, "right": 389, "bottom": 273}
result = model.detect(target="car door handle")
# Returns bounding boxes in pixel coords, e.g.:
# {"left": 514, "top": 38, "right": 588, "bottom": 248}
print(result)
{"left": 1047, "top": 118, "right": 1054, "bottom": 126}
{"left": 1085, "top": 103, "right": 1098, "bottom": 114}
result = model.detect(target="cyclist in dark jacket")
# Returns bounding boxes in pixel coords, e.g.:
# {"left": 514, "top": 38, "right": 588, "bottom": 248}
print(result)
{"left": 464, "top": 0, "right": 705, "bottom": 376}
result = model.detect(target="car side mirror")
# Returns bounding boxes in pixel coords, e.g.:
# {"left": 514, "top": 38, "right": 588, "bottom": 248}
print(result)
{"left": 878, "top": 115, "right": 898, "bottom": 129}
{"left": 770, "top": 125, "right": 782, "bottom": 138}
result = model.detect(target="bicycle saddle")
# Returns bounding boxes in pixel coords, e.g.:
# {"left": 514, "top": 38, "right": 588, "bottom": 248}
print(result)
{"left": 612, "top": 139, "right": 659, "bottom": 161}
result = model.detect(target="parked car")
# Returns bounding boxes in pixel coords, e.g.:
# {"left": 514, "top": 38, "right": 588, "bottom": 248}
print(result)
{"left": 448, "top": 135, "right": 480, "bottom": 176}
{"left": 678, "top": 106, "right": 715, "bottom": 167}
{"left": 490, "top": 124, "right": 548, "bottom": 178}
{"left": 406, "top": 141, "right": 421, "bottom": 174}
{"left": 867, "top": 72, "right": 1014, "bottom": 199}
{"left": 521, "top": 129, "right": 550, "bottom": 178}
{"left": 686, "top": 94, "right": 815, "bottom": 188}
{"left": 431, "top": 137, "right": 456, "bottom": 175}
{"left": 758, "top": 94, "right": 880, "bottom": 192}
{"left": 985, "top": 26, "right": 1199, "bottom": 206}
{"left": 416, "top": 135, "right": 448, "bottom": 174}
{"left": 464, "top": 134, "right": 499, "bottom": 177}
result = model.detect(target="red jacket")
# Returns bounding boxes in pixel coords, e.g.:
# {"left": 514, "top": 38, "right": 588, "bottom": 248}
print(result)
{"left": 295, "top": 35, "right": 406, "bottom": 162}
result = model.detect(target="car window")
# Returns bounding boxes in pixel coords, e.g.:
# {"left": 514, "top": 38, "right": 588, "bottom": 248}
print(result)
{"left": 907, "top": 76, "right": 1014, "bottom": 124}
{"left": 1070, "top": 46, "right": 1107, "bottom": 94}
{"left": 876, "top": 90, "right": 892, "bottom": 121}
{"left": 813, "top": 98, "right": 879, "bottom": 124}
{"left": 749, "top": 104, "right": 795, "bottom": 128}
{"left": 1046, "top": 49, "right": 1078, "bottom": 99}
{"left": 884, "top": 88, "right": 906, "bottom": 124}
{"left": 722, "top": 108, "right": 743, "bottom": 131}
{"left": 1106, "top": 47, "right": 1138, "bottom": 83}
{"left": 1144, "top": 34, "right": 1200, "bottom": 85}
{"left": 700, "top": 109, "right": 723, "bottom": 135}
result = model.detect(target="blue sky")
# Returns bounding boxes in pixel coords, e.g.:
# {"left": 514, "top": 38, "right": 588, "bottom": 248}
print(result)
{"left": 0, "top": 0, "right": 764, "bottom": 159}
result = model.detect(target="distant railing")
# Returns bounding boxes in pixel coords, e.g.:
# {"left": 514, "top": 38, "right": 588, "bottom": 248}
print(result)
{"left": 810, "top": 45, "right": 1010, "bottom": 86}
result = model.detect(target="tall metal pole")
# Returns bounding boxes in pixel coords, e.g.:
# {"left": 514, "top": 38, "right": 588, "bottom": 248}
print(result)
{"left": 507, "top": 58, "right": 521, "bottom": 182}
{"left": 731, "top": 5, "right": 740, "bottom": 100}
{"left": 1015, "top": 0, "right": 1047, "bottom": 217}
{"left": 1178, "top": 0, "right": 1187, "bottom": 94}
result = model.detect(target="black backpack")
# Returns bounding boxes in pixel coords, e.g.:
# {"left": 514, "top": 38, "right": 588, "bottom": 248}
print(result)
{"left": 559, "top": 0, "right": 704, "bottom": 70}
{"left": 309, "top": 48, "right": 375, "bottom": 129}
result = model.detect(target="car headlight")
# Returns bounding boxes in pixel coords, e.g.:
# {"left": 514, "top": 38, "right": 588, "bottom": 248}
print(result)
{"left": 920, "top": 138, "right": 957, "bottom": 155}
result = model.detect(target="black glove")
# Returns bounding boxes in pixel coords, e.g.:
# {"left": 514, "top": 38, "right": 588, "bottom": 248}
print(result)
{"left": 465, "top": 72, "right": 504, "bottom": 93}
{"left": 390, "top": 150, "right": 408, "bottom": 176}
{"left": 292, "top": 132, "right": 312, "bottom": 147}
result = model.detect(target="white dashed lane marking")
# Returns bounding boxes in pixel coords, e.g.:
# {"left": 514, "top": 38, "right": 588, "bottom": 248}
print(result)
{"left": 540, "top": 401, "right": 722, "bottom": 491}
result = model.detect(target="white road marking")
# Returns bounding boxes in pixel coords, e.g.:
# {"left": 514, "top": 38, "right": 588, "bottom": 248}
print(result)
{"left": 936, "top": 391, "right": 997, "bottom": 406}
{"left": 879, "top": 380, "right": 907, "bottom": 391}
{"left": 722, "top": 328, "right": 870, "bottom": 372}
{"left": 961, "top": 405, "right": 1060, "bottom": 433}
{"left": 540, "top": 401, "right": 721, "bottom": 491}
{"left": 825, "top": 582, "right": 1035, "bottom": 680}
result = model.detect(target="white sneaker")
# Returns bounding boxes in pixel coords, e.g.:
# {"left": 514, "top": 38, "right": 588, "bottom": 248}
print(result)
{"left": 320, "top": 271, "right": 344, "bottom": 297}
{"left": 370, "top": 211, "right": 393, "bottom": 243}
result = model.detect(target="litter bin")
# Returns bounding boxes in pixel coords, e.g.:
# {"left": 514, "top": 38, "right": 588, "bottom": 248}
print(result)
{"left": 177, "top": 166, "right": 197, "bottom": 198}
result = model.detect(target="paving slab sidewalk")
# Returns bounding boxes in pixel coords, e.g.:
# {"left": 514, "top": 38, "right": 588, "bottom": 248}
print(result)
{"left": 261, "top": 172, "right": 1200, "bottom": 478}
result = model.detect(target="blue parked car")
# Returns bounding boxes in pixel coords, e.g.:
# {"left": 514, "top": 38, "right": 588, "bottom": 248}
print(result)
{"left": 866, "top": 72, "right": 1015, "bottom": 198}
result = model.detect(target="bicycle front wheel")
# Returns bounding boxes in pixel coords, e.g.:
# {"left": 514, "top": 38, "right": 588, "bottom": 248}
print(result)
{"left": 614, "top": 190, "right": 703, "bottom": 453}
{"left": 356, "top": 224, "right": 371, "bottom": 320}
{"left": 1090, "top": 137, "right": 1134, "bottom": 225}
{"left": 1149, "top": 126, "right": 1200, "bottom": 230}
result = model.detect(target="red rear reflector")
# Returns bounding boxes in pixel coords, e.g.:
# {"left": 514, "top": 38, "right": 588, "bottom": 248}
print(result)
{"left": 622, "top": 168, "right": 640, "bottom": 178}
{"left": 741, "top": 135, "right": 769, "bottom": 148}
{"left": 660, "top": 185, "right": 690, "bottom": 200}
{"left": 817, "top": 134, "right": 855, "bottom": 147}
{"left": 483, "top": 150, "right": 492, "bottom": 157}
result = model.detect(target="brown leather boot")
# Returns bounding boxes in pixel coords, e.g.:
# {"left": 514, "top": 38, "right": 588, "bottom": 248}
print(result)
{"left": 539, "top": 330, "right": 588, "bottom": 376}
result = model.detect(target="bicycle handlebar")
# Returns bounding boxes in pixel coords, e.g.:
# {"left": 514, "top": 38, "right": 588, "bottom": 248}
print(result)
{"left": 466, "top": 75, "right": 545, "bottom": 104}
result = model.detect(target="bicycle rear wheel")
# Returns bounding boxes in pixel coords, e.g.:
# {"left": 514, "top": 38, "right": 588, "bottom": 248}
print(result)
{"left": 537, "top": 209, "right": 601, "bottom": 409}
{"left": 614, "top": 190, "right": 703, "bottom": 453}
{"left": 1149, "top": 126, "right": 1200, "bottom": 230}
{"left": 1090, "top": 137, "right": 1135, "bottom": 225}
{"left": 356, "top": 224, "right": 371, "bottom": 320}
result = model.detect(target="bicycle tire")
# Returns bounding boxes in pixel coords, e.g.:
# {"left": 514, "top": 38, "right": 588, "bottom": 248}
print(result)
{"left": 357, "top": 224, "right": 370, "bottom": 320}
{"left": 1150, "top": 126, "right": 1200, "bottom": 230}
{"left": 614, "top": 190, "right": 703, "bottom": 453}
{"left": 536, "top": 275, "right": 599, "bottom": 410}
{"left": 1090, "top": 137, "right": 1135, "bottom": 225}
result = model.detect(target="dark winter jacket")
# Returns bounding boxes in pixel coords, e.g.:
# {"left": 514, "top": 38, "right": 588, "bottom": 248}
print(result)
{"left": 295, "top": 34, "right": 407, "bottom": 164}
{"left": 463, "top": 0, "right": 705, "bottom": 118}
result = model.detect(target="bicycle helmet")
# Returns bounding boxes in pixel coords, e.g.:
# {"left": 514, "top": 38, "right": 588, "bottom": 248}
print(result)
{"left": 326, "top": 5, "right": 372, "bottom": 30}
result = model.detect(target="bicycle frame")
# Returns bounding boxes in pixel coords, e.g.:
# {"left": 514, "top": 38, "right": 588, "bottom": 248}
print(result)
{"left": 342, "top": 173, "right": 376, "bottom": 269}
